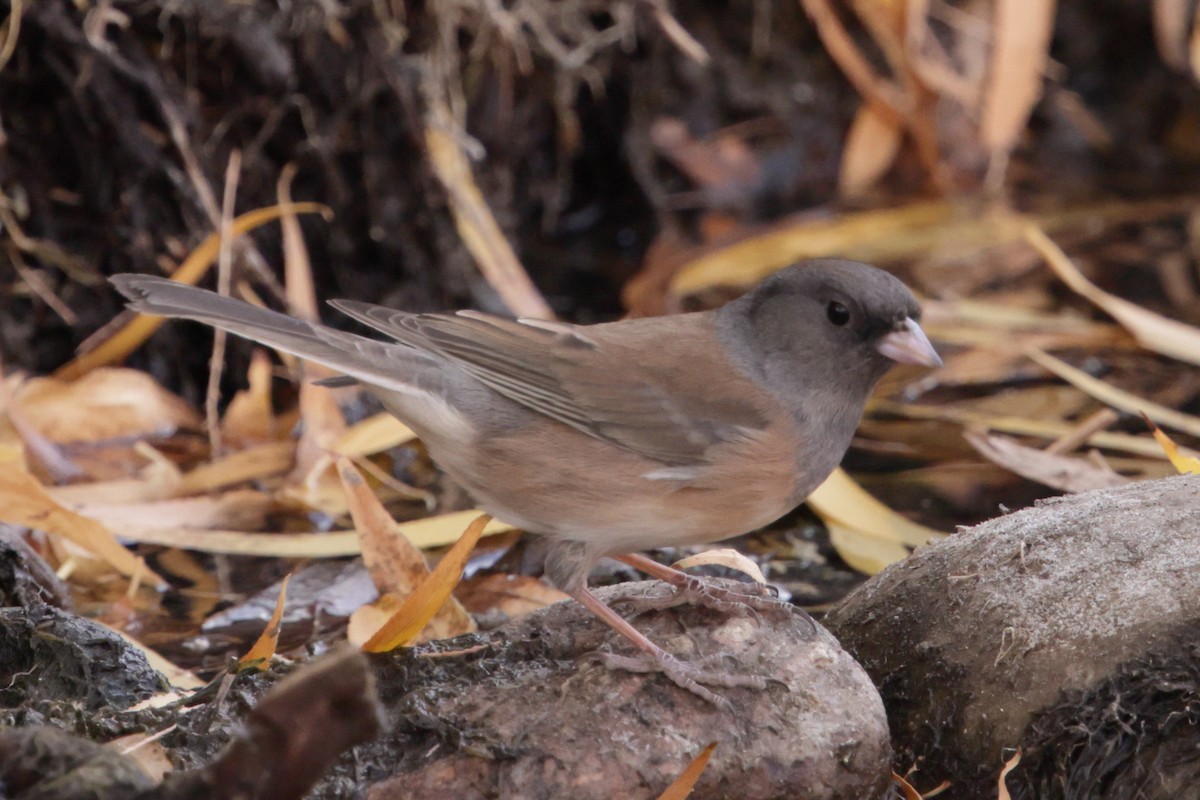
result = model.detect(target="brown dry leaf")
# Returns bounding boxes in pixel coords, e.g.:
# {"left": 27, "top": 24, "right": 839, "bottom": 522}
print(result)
{"left": 656, "top": 742, "right": 718, "bottom": 800}
{"left": 337, "top": 457, "right": 473, "bottom": 643}
{"left": 426, "top": 100, "right": 554, "bottom": 320}
{"left": 455, "top": 573, "right": 569, "bottom": 619}
{"left": 237, "top": 572, "right": 291, "bottom": 671}
{"left": 1026, "top": 347, "right": 1200, "bottom": 438}
{"left": 0, "top": 463, "right": 163, "bottom": 586}
{"left": 362, "top": 514, "right": 490, "bottom": 652}
{"left": 54, "top": 202, "right": 330, "bottom": 381}
{"left": 998, "top": 749, "right": 1021, "bottom": 800}
{"left": 13, "top": 369, "right": 200, "bottom": 444}
{"left": 1026, "top": 225, "right": 1200, "bottom": 366}
{"left": 1143, "top": 414, "right": 1200, "bottom": 474}
{"left": 672, "top": 548, "right": 766, "bottom": 584}
{"left": 965, "top": 430, "right": 1129, "bottom": 493}
{"left": 221, "top": 349, "right": 277, "bottom": 446}
{"left": 979, "top": 0, "right": 1056, "bottom": 154}
{"left": 839, "top": 102, "right": 904, "bottom": 197}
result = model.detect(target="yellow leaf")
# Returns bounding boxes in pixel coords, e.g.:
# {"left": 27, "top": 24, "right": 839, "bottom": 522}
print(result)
{"left": 362, "top": 514, "right": 491, "bottom": 652}
{"left": 656, "top": 742, "right": 718, "bottom": 800}
{"left": 1143, "top": 414, "right": 1200, "bottom": 474}
{"left": 238, "top": 573, "right": 291, "bottom": 671}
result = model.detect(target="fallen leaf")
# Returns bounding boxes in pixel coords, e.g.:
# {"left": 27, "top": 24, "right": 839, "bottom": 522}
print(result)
{"left": 656, "top": 742, "right": 718, "bottom": 800}
{"left": 809, "top": 467, "right": 944, "bottom": 548}
{"left": 672, "top": 548, "right": 767, "bottom": 584}
{"left": 13, "top": 369, "right": 200, "bottom": 444}
{"left": 1143, "top": 414, "right": 1200, "bottom": 474}
{"left": 0, "top": 463, "right": 164, "bottom": 586}
{"left": 965, "top": 430, "right": 1129, "bottom": 492}
{"left": 362, "top": 514, "right": 490, "bottom": 652}
{"left": 337, "top": 457, "right": 473, "bottom": 643}
{"left": 238, "top": 572, "right": 291, "bottom": 671}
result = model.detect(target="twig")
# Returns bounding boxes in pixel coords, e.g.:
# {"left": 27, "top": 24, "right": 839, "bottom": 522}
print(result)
{"left": 206, "top": 151, "right": 242, "bottom": 458}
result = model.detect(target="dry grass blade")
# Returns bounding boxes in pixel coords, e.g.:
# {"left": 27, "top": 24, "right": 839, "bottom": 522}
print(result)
{"left": 980, "top": 0, "right": 1056, "bottom": 154}
{"left": 362, "top": 513, "right": 491, "bottom": 652}
{"left": 1026, "top": 347, "right": 1200, "bottom": 438}
{"left": 1026, "top": 225, "right": 1200, "bottom": 366}
{"left": 655, "top": 742, "right": 718, "bottom": 800}
{"left": 54, "top": 202, "right": 330, "bottom": 380}
{"left": 237, "top": 572, "right": 291, "bottom": 671}
{"left": 0, "top": 463, "right": 164, "bottom": 586}
{"left": 425, "top": 102, "right": 554, "bottom": 320}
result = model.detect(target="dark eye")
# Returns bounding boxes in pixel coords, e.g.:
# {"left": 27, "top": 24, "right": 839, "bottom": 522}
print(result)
{"left": 826, "top": 301, "right": 850, "bottom": 326}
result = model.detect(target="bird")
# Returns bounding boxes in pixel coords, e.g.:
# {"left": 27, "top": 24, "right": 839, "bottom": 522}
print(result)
{"left": 111, "top": 259, "right": 940, "bottom": 704}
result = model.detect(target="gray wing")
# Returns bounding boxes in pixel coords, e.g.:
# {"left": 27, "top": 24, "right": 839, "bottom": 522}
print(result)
{"left": 330, "top": 301, "right": 769, "bottom": 466}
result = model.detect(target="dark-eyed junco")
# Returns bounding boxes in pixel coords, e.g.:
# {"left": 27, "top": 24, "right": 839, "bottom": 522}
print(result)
{"left": 112, "top": 259, "right": 940, "bottom": 704}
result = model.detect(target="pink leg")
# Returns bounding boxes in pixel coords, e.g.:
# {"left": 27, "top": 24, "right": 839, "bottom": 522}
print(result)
{"left": 571, "top": 586, "right": 766, "bottom": 707}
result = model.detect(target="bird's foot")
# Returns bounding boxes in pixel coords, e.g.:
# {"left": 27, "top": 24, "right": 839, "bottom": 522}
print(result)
{"left": 615, "top": 553, "right": 794, "bottom": 617}
{"left": 596, "top": 650, "right": 766, "bottom": 708}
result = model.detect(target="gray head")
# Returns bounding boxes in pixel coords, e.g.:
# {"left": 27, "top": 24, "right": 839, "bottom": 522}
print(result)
{"left": 716, "top": 258, "right": 940, "bottom": 404}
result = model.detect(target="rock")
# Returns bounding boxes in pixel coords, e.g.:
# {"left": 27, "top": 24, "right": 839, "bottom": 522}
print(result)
{"left": 824, "top": 474, "right": 1200, "bottom": 798}
{"left": 359, "top": 581, "right": 891, "bottom": 800}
